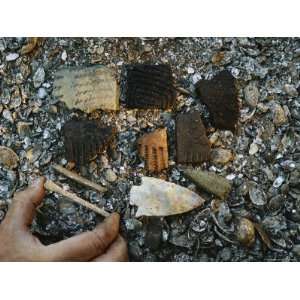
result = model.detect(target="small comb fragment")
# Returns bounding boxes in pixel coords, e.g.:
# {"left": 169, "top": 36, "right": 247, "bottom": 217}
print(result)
{"left": 195, "top": 70, "right": 239, "bottom": 131}
{"left": 125, "top": 64, "right": 176, "bottom": 109}
{"left": 138, "top": 128, "right": 168, "bottom": 172}
{"left": 176, "top": 112, "right": 210, "bottom": 164}
{"left": 63, "top": 120, "right": 114, "bottom": 166}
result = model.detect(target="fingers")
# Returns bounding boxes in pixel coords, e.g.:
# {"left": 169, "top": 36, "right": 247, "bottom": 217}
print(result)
{"left": 5, "top": 177, "right": 45, "bottom": 229}
{"left": 92, "top": 235, "right": 128, "bottom": 262}
{"left": 46, "top": 213, "right": 120, "bottom": 261}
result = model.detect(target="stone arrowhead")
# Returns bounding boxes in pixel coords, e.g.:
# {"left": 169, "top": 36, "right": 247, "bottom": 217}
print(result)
{"left": 53, "top": 65, "right": 119, "bottom": 113}
{"left": 183, "top": 168, "right": 232, "bottom": 200}
{"left": 130, "top": 177, "right": 205, "bottom": 217}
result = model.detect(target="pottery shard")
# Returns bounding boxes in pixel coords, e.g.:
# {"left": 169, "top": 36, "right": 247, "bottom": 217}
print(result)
{"left": 195, "top": 70, "right": 239, "bottom": 131}
{"left": 183, "top": 168, "right": 232, "bottom": 200}
{"left": 0, "top": 146, "right": 19, "bottom": 169}
{"left": 125, "top": 64, "right": 176, "bottom": 109}
{"left": 63, "top": 119, "right": 115, "bottom": 166}
{"left": 138, "top": 128, "right": 168, "bottom": 172}
{"left": 176, "top": 112, "right": 210, "bottom": 164}
{"left": 130, "top": 177, "right": 205, "bottom": 217}
{"left": 53, "top": 65, "right": 119, "bottom": 113}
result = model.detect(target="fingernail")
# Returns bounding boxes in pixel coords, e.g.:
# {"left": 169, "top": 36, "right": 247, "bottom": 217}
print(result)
{"left": 32, "top": 177, "right": 45, "bottom": 188}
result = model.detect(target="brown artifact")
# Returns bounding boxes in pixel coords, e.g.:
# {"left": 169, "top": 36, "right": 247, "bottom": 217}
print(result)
{"left": 125, "top": 64, "right": 176, "bottom": 109}
{"left": 63, "top": 119, "right": 115, "bottom": 166}
{"left": 176, "top": 112, "right": 210, "bottom": 164}
{"left": 195, "top": 70, "right": 239, "bottom": 131}
{"left": 138, "top": 128, "right": 168, "bottom": 172}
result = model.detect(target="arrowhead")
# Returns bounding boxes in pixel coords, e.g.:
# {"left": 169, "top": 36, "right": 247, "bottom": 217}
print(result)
{"left": 183, "top": 168, "right": 232, "bottom": 200}
{"left": 130, "top": 177, "right": 205, "bottom": 217}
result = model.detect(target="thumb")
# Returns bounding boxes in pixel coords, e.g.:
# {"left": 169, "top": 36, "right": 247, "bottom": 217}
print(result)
{"left": 45, "top": 213, "right": 120, "bottom": 261}
{"left": 6, "top": 177, "right": 45, "bottom": 229}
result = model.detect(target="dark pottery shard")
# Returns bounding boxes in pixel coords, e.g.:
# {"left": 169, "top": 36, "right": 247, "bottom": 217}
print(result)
{"left": 125, "top": 64, "right": 176, "bottom": 109}
{"left": 63, "top": 120, "right": 115, "bottom": 166}
{"left": 176, "top": 112, "right": 210, "bottom": 164}
{"left": 195, "top": 70, "right": 239, "bottom": 131}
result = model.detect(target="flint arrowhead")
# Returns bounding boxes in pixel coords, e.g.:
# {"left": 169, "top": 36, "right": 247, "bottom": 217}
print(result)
{"left": 183, "top": 168, "right": 232, "bottom": 200}
{"left": 130, "top": 177, "right": 205, "bottom": 217}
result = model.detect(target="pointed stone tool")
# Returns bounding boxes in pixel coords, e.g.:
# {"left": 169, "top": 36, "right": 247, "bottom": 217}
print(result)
{"left": 130, "top": 177, "right": 205, "bottom": 217}
{"left": 183, "top": 168, "right": 232, "bottom": 200}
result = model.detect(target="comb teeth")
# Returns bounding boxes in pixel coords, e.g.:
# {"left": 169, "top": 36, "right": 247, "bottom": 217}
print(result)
{"left": 138, "top": 128, "right": 169, "bottom": 172}
{"left": 176, "top": 112, "right": 211, "bottom": 164}
{"left": 195, "top": 70, "right": 239, "bottom": 131}
{"left": 126, "top": 64, "right": 176, "bottom": 109}
{"left": 63, "top": 120, "right": 114, "bottom": 166}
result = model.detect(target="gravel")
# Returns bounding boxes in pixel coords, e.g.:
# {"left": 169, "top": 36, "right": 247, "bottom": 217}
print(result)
{"left": 5, "top": 53, "right": 19, "bottom": 61}
{"left": 0, "top": 37, "right": 299, "bottom": 261}
{"left": 33, "top": 66, "right": 45, "bottom": 88}
{"left": 244, "top": 81, "right": 259, "bottom": 107}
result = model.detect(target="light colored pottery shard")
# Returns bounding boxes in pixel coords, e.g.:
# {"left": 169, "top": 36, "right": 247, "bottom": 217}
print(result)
{"left": 0, "top": 146, "right": 19, "bottom": 169}
{"left": 130, "top": 177, "right": 205, "bottom": 217}
{"left": 183, "top": 168, "right": 231, "bottom": 200}
{"left": 53, "top": 65, "right": 120, "bottom": 113}
{"left": 138, "top": 128, "right": 168, "bottom": 172}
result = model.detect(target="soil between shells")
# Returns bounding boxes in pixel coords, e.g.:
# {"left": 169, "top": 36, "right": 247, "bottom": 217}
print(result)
{"left": 0, "top": 37, "right": 300, "bottom": 262}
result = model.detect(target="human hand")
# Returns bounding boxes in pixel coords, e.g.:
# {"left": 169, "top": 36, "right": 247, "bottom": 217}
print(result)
{"left": 0, "top": 177, "right": 128, "bottom": 262}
